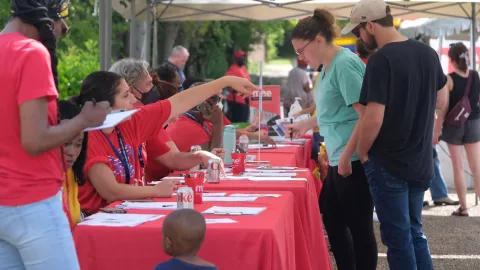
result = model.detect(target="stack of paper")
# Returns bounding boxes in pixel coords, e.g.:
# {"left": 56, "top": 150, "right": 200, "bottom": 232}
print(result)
{"left": 243, "top": 172, "right": 297, "bottom": 177}
{"left": 79, "top": 213, "right": 163, "bottom": 227}
{"left": 202, "top": 197, "right": 258, "bottom": 202}
{"left": 245, "top": 168, "right": 307, "bottom": 173}
{"left": 256, "top": 166, "right": 297, "bottom": 170}
{"left": 230, "top": 193, "right": 282, "bottom": 198}
{"left": 205, "top": 218, "right": 238, "bottom": 224}
{"left": 248, "top": 177, "right": 307, "bottom": 181}
{"left": 248, "top": 144, "right": 277, "bottom": 150}
{"left": 203, "top": 206, "right": 266, "bottom": 215}
{"left": 83, "top": 109, "right": 139, "bottom": 131}
{"left": 117, "top": 202, "right": 177, "bottom": 210}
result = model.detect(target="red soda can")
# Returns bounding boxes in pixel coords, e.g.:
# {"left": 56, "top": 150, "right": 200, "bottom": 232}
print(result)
{"left": 177, "top": 187, "right": 194, "bottom": 209}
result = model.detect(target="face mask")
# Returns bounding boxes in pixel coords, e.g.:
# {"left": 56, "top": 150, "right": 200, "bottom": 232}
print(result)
{"left": 136, "top": 86, "right": 161, "bottom": 105}
{"left": 235, "top": 58, "right": 245, "bottom": 66}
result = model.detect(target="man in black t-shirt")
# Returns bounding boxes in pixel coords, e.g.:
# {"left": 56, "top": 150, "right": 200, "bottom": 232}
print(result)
{"left": 341, "top": 0, "right": 448, "bottom": 269}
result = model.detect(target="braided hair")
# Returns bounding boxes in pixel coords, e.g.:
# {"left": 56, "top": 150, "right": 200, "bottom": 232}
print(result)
{"left": 11, "top": 0, "right": 68, "bottom": 89}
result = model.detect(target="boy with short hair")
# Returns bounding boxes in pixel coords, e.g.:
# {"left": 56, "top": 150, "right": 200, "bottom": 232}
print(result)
{"left": 155, "top": 209, "right": 218, "bottom": 270}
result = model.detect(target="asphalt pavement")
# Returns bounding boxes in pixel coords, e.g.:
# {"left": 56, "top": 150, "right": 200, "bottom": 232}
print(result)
{"left": 328, "top": 190, "right": 480, "bottom": 269}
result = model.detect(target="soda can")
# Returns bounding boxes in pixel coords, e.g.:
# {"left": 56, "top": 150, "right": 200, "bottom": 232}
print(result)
{"left": 177, "top": 187, "right": 194, "bottom": 209}
{"left": 190, "top": 145, "right": 202, "bottom": 153}
{"left": 207, "top": 159, "right": 221, "bottom": 183}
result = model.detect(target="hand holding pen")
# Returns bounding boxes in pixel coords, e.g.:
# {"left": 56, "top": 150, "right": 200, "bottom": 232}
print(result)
{"left": 78, "top": 98, "right": 110, "bottom": 128}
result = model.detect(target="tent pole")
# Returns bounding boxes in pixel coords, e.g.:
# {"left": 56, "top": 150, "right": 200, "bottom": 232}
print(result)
{"left": 144, "top": 0, "right": 152, "bottom": 63}
{"left": 105, "top": 0, "right": 112, "bottom": 70}
{"left": 470, "top": 2, "right": 477, "bottom": 71}
{"left": 129, "top": 0, "right": 137, "bottom": 57}
{"left": 99, "top": 0, "right": 106, "bottom": 70}
{"left": 471, "top": 2, "right": 478, "bottom": 206}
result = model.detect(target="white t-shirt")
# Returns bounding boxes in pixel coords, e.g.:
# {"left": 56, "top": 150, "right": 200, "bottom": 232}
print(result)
{"left": 285, "top": 67, "right": 314, "bottom": 108}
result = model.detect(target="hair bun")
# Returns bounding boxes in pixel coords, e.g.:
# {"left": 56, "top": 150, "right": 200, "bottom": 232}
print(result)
{"left": 313, "top": 9, "right": 335, "bottom": 26}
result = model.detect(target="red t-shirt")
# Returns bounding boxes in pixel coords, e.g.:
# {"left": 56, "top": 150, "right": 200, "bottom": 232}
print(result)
{"left": 165, "top": 115, "right": 230, "bottom": 153}
{"left": 223, "top": 114, "right": 231, "bottom": 126}
{"left": 144, "top": 130, "right": 174, "bottom": 182}
{"left": 78, "top": 100, "right": 172, "bottom": 214}
{"left": 361, "top": 58, "right": 368, "bottom": 64}
{"left": 0, "top": 33, "right": 62, "bottom": 206}
{"left": 225, "top": 64, "right": 251, "bottom": 105}
{"left": 165, "top": 116, "right": 214, "bottom": 153}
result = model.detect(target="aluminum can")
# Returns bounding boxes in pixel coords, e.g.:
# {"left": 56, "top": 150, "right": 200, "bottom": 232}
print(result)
{"left": 207, "top": 159, "right": 221, "bottom": 183}
{"left": 190, "top": 145, "right": 202, "bottom": 153}
{"left": 177, "top": 187, "right": 194, "bottom": 209}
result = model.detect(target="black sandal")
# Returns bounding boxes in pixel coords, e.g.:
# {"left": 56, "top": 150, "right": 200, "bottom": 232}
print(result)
{"left": 452, "top": 207, "right": 469, "bottom": 217}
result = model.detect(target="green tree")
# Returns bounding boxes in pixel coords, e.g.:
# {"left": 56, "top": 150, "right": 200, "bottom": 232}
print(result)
{"left": 57, "top": 39, "right": 99, "bottom": 98}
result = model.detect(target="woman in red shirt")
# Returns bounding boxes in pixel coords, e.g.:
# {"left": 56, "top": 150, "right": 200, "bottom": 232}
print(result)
{"left": 77, "top": 71, "right": 255, "bottom": 214}
{"left": 0, "top": 1, "right": 108, "bottom": 269}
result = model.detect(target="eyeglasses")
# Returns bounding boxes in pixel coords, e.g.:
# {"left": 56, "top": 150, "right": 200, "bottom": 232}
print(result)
{"left": 60, "top": 18, "right": 70, "bottom": 39}
{"left": 295, "top": 39, "right": 314, "bottom": 57}
{"left": 351, "top": 22, "right": 367, "bottom": 38}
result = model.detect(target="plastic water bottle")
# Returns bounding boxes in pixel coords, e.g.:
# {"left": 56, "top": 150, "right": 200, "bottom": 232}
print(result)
{"left": 223, "top": 125, "right": 236, "bottom": 165}
{"left": 238, "top": 132, "right": 249, "bottom": 153}
{"left": 288, "top": 97, "right": 303, "bottom": 118}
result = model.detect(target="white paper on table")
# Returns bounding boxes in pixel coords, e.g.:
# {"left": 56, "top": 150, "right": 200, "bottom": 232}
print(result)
{"left": 219, "top": 176, "right": 250, "bottom": 181}
{"left": 243, "top": 172, "right": 297, "bottom": 177}
{"left": 79, "top": 213, "right": 164, "bottom": 227}
{"left": 117, "top": 202, "right": 177, "bottom": 210}
{"left": 256, "top": 166, "right": 297, "bottom": 170}
{"left": 248, "top": 177, "right": 307, "bottom": 181}
{"left": 271, "top": 136, "right": 309, "bottom": 143}
{"left": 223, "top": 168, "right": 232, "bottom": 173}
{"left": 230, "top": 193, "right": 281, "bottom": 198}
{"left": 203, "top": 206, "right": 266, "bottom": 215}
{"left": 205, "top": 218, "right": 238, "bottom": 224}
{"left": 202, "top": 196, "right": 258, "bottom": 202}
{"left": 83, "top": 109, "right": 139, "bottom": 131}
{"left": 172, "top": 192, "right": 227, "bottom": 197}
{"left": 245, "top": 168, "right": 307, "bottom": 173}
{"left": 149, "top": 178, "right": 185, "bottom": 185}
{"left": 247, "top": 144, "right": 276, "bottom": 150}
{"left": 246, "top": 155, "right": 256, "bottom": 162}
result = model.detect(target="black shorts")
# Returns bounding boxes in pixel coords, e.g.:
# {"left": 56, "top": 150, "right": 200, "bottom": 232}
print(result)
{"left": 441, "top": 118, "right": 480, "bottom": 145}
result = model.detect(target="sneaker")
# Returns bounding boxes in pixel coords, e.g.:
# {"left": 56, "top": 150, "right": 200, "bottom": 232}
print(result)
{"left": 434, "top": 197, "right": 460, "bottom": 206}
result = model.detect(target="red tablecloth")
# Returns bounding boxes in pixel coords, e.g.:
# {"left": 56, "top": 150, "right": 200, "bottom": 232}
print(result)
{"left": 250, "top": 142, "right": 322, "bottom": 197}
{"left": 203, "top": 171, "right": 331, "bottom": 270}
{"left": 251, "top": 140, "right": 312, "bottom": 168}
{"left": 74, "top": 191, "right": 296, "bottom": 270}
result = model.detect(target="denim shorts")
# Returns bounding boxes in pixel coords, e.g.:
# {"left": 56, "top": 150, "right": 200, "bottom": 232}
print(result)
{"left": 441, "top": 117, "right": 480, "bottom": 145}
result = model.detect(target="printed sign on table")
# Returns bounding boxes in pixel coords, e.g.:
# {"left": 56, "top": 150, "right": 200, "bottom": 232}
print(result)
{"left": 249, "top": 85, "right": 281, "bottom": 115}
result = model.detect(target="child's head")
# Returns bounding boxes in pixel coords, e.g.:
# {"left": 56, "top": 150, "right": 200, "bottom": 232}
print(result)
{"left": 58, "top": 99, "right": 87, "bottom": 185}
{"left": 162, "top": 209, "right": 207, "bottom": 257}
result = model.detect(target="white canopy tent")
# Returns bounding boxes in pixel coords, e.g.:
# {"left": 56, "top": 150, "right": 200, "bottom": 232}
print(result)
{"left": 97, "top": 0, "right": 480, "bottom": 70}
{"left": 399, "top": 18, "right": 476, "bottom": 38}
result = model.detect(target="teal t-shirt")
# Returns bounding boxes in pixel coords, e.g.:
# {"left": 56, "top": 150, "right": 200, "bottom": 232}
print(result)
{"left": 315, "top": 48, "right": 365, "bottom": 166}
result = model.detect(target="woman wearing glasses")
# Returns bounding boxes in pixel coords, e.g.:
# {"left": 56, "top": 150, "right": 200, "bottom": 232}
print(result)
{"left": 0, "top": 1, "right": 108, "bottom": 269}
{"left": 288, "top": 9, "right": 378, "bottom": 270}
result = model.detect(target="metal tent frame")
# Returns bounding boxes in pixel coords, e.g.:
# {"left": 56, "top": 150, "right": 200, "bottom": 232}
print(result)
{"left": 98, "top": 0, "right": 480, "bottom": 70}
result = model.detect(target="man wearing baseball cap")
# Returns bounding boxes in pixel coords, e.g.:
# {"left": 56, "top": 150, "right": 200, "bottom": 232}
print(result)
{"left": 342, "top": 0, "right": 448, "bottom": 269}
{"left": 225, "top": 50, "right": 251, "bottom": 123}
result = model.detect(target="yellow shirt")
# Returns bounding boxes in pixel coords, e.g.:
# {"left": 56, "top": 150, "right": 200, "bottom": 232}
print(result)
{"left": 63, "top": 169, "right": 81, "bottom": 226}
{"left": 312, "top": 73, "right": 321, "bottom": 133}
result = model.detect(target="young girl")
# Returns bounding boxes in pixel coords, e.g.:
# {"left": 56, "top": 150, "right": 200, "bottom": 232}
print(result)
{"left": 289, "top": 9, "right": 377, "bottom": 269}
{"left": 77, "top": 71, "right": 255, "bottom": 214}
{"left": 58, "top": 100, "right": 87, "bottom": 227}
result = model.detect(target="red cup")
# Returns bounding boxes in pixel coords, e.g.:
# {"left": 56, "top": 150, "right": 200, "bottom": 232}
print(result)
{"left": 185, "top": 171, "right": 204, "bottom": 204}
{"left": 231, "top": 153, "right": 247, "bottom": 175}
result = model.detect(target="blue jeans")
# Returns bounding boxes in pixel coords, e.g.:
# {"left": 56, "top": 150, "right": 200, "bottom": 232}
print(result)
{"left": 430, "top": 147, "right": 449, "bottom": 200}
{"left": 363, "top": 158, "right": 434, "bottom": 270}
{"left": 0, "top": 191, "right": 80, "bottom": 270}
